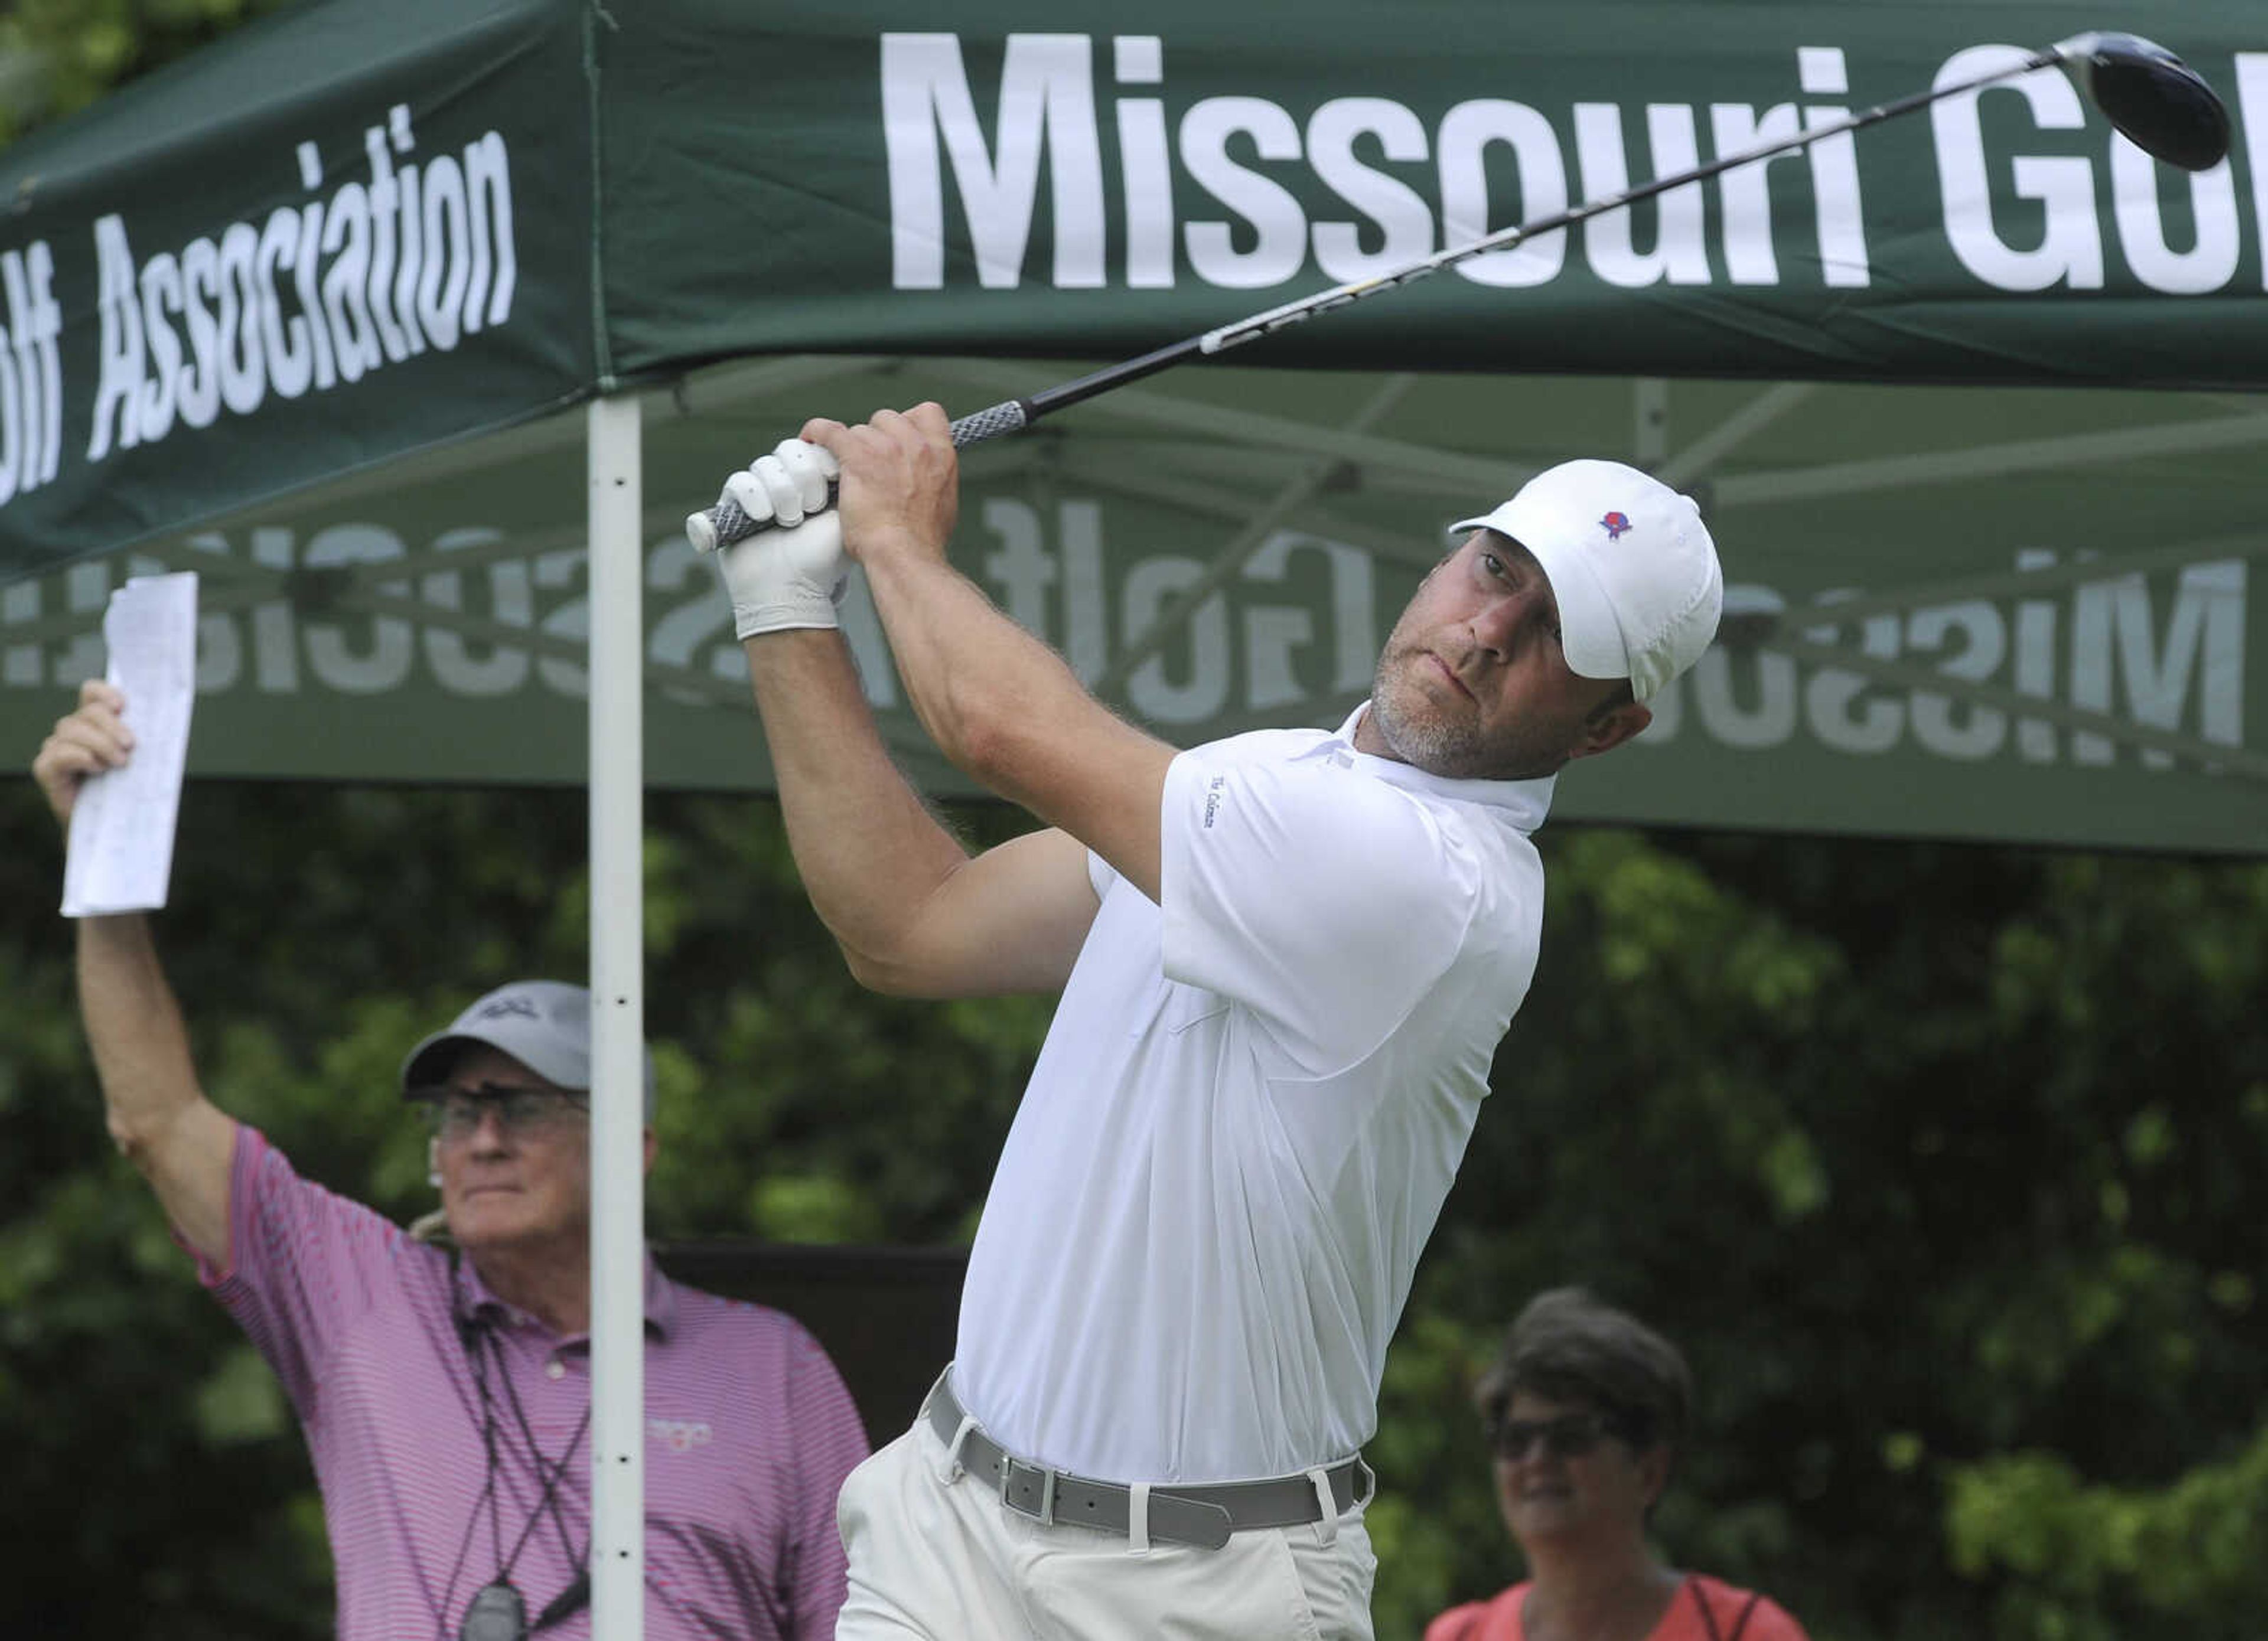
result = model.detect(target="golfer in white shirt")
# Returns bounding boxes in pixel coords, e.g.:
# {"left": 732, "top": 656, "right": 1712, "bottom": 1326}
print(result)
{"left": 709, "top": 405, "right": 1723, "bottom": 1641}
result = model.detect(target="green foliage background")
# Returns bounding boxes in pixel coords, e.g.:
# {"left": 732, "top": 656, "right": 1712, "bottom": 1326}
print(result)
{"left": 2, "top": 772, "right": 2263, "bottom": 1640}
{"left": 0, "top": 0, "right": 291, "bottom": 142}
{"left": 2, "top": 5, "right": 2264, "bottom": 1637}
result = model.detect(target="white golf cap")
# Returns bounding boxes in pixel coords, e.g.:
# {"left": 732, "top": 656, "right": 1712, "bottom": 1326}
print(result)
{"left": 1450, "top": 459, "right": 1723, "bottom": 702}
{"left": 400, "top": 979, "right": 656, "bottom": 1120}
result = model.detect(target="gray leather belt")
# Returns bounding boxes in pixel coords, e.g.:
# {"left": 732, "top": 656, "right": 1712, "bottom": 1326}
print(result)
{"left": 924, "top": 1374, "right": 1373, "bottom": 1552}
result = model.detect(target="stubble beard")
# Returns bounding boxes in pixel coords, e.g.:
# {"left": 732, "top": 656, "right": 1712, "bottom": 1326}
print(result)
{"left": 1369, "top": 645, "right": 1568, "bottom": 781}
{"left": 1371, "top": 665, "right": 1474, "bottom": 774}
{"left": 1370, "top": 647, "right": 1509, "bottom": 778}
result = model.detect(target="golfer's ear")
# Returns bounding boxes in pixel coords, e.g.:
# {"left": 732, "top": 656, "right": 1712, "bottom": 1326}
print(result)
{"left": 1569, "top": 700, "right": 1652, "bottom": 762}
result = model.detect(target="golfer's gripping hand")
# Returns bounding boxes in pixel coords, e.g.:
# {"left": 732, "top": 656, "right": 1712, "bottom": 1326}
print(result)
{"left": 711, "top": 438, "right": 847, "bottom": 640}
{"left": 32, "top": 679, "right": 133, "bottom": 826}
{"left": 794, "top": 404, "right": 961, "bottom": 574}
{"left": 707, "top": 407, "right": 960, "bottom": 638}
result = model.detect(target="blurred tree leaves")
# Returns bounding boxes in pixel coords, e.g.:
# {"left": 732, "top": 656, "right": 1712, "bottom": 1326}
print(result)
{"left": 2, "top": 769, "right": 2261, "bottom": 1640}
{"left": 1371, "top": 828, "right": 2266, "bottom": 1641}
{"left": 0, "top": 0, "right": 297, "bottom": 142}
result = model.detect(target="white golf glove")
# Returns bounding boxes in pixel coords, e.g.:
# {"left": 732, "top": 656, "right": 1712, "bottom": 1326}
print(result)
{"left": 711, "top": 438, "right": 846, "bottom": 638}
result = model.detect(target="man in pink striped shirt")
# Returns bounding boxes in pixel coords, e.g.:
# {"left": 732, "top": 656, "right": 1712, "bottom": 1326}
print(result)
{"left": 35, "top": 679, "right": 869, "bottom": 1641}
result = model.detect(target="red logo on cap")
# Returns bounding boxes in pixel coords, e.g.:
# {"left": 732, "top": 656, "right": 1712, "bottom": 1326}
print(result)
{"left": 1599, "top": 511, "right": 1632, "bottom": 540}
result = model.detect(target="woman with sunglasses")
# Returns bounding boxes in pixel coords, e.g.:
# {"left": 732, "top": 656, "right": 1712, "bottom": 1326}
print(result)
{"left": 1425, "top": 1288, "right": 1810, "bottom": 1641}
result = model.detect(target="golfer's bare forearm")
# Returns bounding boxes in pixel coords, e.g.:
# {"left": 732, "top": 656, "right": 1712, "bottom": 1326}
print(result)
{"left": 742, "top": 628, "right": 973, "bottom": 980}
{"left": 853, "top": 549, "right": 1071, "bottom": 794}
{"left": 858, "top": 544, "right": 1171, "bottom": 900}
{"left": 76, "top": 914, "right": 233, "bottom": 1257}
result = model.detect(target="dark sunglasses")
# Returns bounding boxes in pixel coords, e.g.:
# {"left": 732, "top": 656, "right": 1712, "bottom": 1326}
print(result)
{"left": 412, "top": 1081, "right": 589, "bottom": 1139}
{"left": 1486, "top": 1410, "right": 1627, "bottom": 1463}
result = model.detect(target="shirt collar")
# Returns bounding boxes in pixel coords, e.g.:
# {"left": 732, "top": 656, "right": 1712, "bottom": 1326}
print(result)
{"left": 1311, "top": 702, "right": 1556, "bottom": 834}
{"left": 454, "top": 1249, "right": 675, "bottom": 1342}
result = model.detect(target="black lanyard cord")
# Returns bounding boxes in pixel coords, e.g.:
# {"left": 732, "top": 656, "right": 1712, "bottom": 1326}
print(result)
{"left": 483, "top": 1324, "right": 590, "bottom": 1571}
{"left": 476, "top": 1331, "right": 507, "bottom": 1570}
{"left": 434, "top": 1309, "right": 508, "bottom": 1641}
{"left": 438, "top": 1306, "right": 592, "bottom": 1641}
{"left": 1690, "top": 1577, "right": 1765, "bottom": 1641}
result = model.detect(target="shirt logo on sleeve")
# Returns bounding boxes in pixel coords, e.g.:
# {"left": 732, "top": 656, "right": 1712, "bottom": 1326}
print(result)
{"left": 650, "top": 1418, "right": 713, "bottom": 1453}
{"left": 1203, "top": 775, "right": 1227, "bottom": 829}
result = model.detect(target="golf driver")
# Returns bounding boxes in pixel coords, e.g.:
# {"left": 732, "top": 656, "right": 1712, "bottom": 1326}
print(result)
{"left": 687, "top": 30, "right": 2230, "bottom": 553}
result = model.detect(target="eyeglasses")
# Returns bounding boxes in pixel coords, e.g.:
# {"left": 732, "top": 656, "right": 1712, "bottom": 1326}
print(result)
{"left": 1486, "top": 1410, "right": 1627, "bottom": 1464}
{"left": 415, "top": 1081, "right": 589, "bottom": 1140}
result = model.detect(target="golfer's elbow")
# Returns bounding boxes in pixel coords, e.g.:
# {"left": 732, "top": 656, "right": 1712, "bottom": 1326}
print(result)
{"left": 836, "top": 922, "right": 992, "bottom": 999}
{"left": 826, "top": 911, "right": 946, "bottom": 996}
{"left": 839, "top": 941, "right": 924, "bottom": 997}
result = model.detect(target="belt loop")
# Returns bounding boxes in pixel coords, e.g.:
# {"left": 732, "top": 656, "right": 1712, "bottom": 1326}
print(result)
{"left": 946, "top": 1416, "right": 979, "bottom": 1483}
{"left": 1305, "top": 1468, "right": 1338, "bottom": 1546}
{"left": 1127, "top": 1482, "right": 1151, "bottom": 1554}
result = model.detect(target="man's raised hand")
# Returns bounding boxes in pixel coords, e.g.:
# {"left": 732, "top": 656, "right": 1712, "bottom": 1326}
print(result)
{"left": 32, "top": 679, "right": 133, "bottom": 826}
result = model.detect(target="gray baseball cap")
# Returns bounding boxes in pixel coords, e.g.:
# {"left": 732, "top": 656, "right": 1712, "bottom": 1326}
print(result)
{"left": 400, "top": 980, "right": 657, "bottom": 1121}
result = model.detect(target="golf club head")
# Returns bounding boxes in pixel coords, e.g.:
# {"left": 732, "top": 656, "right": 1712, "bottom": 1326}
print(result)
{"left": 2054, "top": 31, "right": 2230, "bottom": 171}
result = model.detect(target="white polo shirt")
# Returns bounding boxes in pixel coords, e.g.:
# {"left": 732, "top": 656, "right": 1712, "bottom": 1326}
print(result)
{"left": 953, "top": 705, "right": 1552, "bottom": 1485}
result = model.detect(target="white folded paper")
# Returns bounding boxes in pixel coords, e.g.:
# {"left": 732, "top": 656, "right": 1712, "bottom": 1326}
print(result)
{"left": 61, "top": 572, "right": 200, "bottom": 918}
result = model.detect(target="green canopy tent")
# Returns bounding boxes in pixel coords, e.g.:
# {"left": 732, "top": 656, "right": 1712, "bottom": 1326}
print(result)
{"left": 4, "top": 1, "right": 2261, "bottom": 843}
{"left": 4, "top": 2, "right": 2264, "bottom": 1631}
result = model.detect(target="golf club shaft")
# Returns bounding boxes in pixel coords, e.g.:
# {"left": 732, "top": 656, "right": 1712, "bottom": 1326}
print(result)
{"left": 693, "top": 44, "right": 2071, "bottom": 550}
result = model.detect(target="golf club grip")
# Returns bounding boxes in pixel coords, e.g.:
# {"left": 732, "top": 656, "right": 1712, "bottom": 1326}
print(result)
{"left": 692, "top": 399, "right": 1032, "bottom": 550}
{"left": 950, "top": 399, "right": 1034, "bottom": 446}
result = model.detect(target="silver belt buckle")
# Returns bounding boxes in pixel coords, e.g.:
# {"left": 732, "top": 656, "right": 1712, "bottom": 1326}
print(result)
{"left": 1001, "top": 1457, "right": 1060, "bottom": 1527}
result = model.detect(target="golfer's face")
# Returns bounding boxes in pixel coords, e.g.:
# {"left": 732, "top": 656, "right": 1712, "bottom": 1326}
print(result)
{"left": 1367, "top": 533, "right": 1630, "bottom": 780}
{"left": 433, "top": 1046, "right": 592, "bottom": 1254}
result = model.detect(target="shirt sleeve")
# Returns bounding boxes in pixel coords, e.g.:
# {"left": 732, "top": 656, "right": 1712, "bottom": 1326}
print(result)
{"left": 782, "top": 1322, "right": 870, "bottom": 1639}
{"left": 195, "top": 1124, "right": 416, "bottom": 1421}
{"left": 1159, "top": 743, "right": 1491, "bottom": 1075}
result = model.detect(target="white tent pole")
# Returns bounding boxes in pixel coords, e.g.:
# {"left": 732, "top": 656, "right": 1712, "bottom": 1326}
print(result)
{"left": 586, "top": 392, "right": 645, "bottom": 1641}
